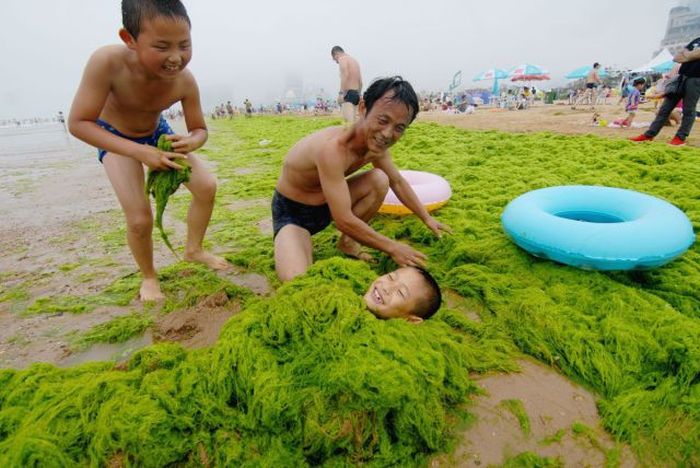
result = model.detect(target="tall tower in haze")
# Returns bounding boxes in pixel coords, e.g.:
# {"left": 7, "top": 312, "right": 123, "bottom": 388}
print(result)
{"left": 657, "top": 1, "right": 700, "bottom": 56}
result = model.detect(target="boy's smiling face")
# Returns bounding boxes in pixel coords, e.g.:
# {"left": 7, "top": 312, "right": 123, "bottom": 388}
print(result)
{"left": 122, "top": 15, "right": 192, "bottom": 79}
{"left": 364, "top": 267, "right": 429, "bottom": 322}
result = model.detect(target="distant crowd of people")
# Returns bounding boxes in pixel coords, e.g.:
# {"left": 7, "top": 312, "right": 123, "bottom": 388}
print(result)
{"left": 208, "top": 97, "right": 338, "bottom": 119}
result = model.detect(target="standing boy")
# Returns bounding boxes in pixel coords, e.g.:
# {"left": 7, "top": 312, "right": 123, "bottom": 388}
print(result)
{"left": 69, "top": 0, "right": 228, "bottom": 301}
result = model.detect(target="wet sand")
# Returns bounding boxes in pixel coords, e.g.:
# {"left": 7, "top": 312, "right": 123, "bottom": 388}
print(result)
{"left": 0, "top": 114, "right": 641, "bottom": 465}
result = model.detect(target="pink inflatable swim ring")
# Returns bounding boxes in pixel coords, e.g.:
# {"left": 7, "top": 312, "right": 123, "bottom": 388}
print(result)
{"left": 379, "top": 170, "right": 452, "bottom": 215}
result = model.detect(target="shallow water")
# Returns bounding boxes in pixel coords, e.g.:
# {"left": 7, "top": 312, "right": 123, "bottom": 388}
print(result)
{"left": 57, "top": 332, "right": 153, "bottom": 368}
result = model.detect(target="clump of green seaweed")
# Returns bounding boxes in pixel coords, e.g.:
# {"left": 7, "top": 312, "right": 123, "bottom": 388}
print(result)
{"left": 145, "top": 134, "right": 191, "bottom": 255}
{"left": 0, "top": 259, "right": 515, "bottom": 465}
{"left": 5, "top": 116, "right": 700, "bottom": 464}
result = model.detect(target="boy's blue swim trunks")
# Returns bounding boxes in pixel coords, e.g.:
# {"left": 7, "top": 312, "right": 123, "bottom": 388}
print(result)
{"left": 95, "top": 115, "right": 174, "bottom": 163}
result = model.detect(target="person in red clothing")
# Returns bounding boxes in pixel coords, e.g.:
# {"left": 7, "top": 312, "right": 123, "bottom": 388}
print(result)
{"left": 631, "top": 37, "right": 700, "bottom": 146}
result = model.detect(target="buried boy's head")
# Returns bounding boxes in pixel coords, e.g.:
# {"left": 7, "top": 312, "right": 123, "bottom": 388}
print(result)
{"left": 364, "top": 267, "right": 442, "bottom": 323}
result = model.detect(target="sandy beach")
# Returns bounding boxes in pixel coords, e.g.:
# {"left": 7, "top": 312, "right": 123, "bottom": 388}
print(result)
{"left": 1, "top": 106, "right": 697, "bottom": 465}
{"left": 419, "top": 100, "right": 698, "bottom": 145}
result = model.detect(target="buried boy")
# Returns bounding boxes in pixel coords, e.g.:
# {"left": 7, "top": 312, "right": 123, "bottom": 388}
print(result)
{"left": 273, "top": 76, "right": 452, "bottom": 282}
{"left": 364, "top": 266, "right": 442, "bottom": 324}
{"left": 68, "top": 0, "right": 228, "bottom": 301}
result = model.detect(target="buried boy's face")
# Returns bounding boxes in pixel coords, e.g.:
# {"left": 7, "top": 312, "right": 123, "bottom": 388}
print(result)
{"left": 364, "top": 267, "right": 429, "bottom": 323}
{"left": 121, "top": 15, "right": 192, "bottom": 79}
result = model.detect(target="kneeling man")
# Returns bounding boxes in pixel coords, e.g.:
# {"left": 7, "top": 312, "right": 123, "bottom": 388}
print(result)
{"left": 272, "top": 76, "right": 450, "bottom": 281}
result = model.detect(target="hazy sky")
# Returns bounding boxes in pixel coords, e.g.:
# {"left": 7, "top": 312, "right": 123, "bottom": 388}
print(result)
{"left": 1, "top": 0, "right": 680, "bottom": 119}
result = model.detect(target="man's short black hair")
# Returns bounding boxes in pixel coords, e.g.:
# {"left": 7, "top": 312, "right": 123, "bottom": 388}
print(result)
{"left": 633, "top": 77, "right": 646, "bottom": 86}
{"left": 412, "top": 267, "right": 442, "bottom": 319}
{"left": 363, "top": 76, "right": 420, "bottom": 123}
{"left": 331, "top": 46, "right": 344, "bottom": 56}
{"left": 593, "top": 62, "right": 600, "bottom": 68}
{"left": 122, "top": 0, "right": 191, "bottom": 39}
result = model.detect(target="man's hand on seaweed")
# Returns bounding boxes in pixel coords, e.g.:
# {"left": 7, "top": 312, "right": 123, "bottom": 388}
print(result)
{"left": 425, "top": 217, "right": 452, "bottom": 238}
{"left": 390, "top": 242, "right": 427, "bottom": 268}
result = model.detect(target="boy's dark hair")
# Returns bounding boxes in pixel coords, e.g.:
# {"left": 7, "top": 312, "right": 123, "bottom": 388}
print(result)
{"left": 331, "top": 46, "right": 344, "bottom": 56}
{"left": 633, "top": 77, "right": 646, "bottom": 86}
{"left": 412, "top": 267, "right": 442, "bottom": 319}
{"left": 363, "top": 76, "right": 420, "bottom": 123}
{"left": 593, "top": 62, "right": 600, "bottom": 68}
{"left": 122, "top": 0, "right": 191, "bottom": 39}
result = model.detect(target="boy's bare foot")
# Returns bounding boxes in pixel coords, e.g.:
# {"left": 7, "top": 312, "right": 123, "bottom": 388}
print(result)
{"left": 140, "top": 278, "right": 165, "bottom": 302}
{"left": 337, "top": 234, "right": 374, "bottom": 262}
{"left": 185, "top": 250, "right": 230, "bottom": 270}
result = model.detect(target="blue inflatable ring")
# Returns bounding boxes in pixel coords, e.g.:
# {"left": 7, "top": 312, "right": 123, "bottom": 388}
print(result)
{"left": 501, "top": 185, "right": 695, "bottom": 270}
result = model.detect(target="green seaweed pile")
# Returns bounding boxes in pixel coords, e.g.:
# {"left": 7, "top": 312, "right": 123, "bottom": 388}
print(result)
{"left": 145, "top": 134, "right": 192, "bottom": 255}
{"left": 5, "top": 116, "right": 700, "bottom": 464}
{"left": 0, "top": 259, "right": 514, "bottom": 465}
{"left": 200, "top": 117, "right": 700, "bottom": 464}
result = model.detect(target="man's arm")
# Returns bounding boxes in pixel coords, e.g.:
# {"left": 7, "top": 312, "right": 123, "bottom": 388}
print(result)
{"left": 338, "top": 58, "right": 351, "bottom": 91}
{"left": 316, "top": 147, "right": 427, "bottom": 266}
{"left": 68, "top": 48, "right": 184, "bottom": 170}
{"left": 168, "top": 71, "right": 208, "bottom": 154}
{"left": 373, "top": 154, "right": 451, "bottom": 237}
{"left": 675, "top": 47, "right": 700, "bottom": 63}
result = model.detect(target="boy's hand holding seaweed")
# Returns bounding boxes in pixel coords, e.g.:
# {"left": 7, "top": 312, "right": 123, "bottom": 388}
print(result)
{"left": 138, "top": 141, "right": 188, "bottom": 171}
{"left": 145, "top": 134, "right": 193, "bottom": 255}
{"left": 165, "top": 133, "right": 203, "bottom": 154}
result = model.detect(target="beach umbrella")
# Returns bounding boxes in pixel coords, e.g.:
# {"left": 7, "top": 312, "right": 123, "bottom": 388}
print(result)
{"left": 509, "top": 64, "right": 550, "bottom": 81}
{"left": 473, "top": 68, "right": 508, "bottom": 94}
{"left": 652, "top": 60, "right": 675, "bottom": 73}
{"left": 565, "top": 65, "right": 609, "bottom": 80}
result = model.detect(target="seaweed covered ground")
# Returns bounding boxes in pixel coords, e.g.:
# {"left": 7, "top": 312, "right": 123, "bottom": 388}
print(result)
{"left": 1, "top": 115, "right": 699, "bottom": 465}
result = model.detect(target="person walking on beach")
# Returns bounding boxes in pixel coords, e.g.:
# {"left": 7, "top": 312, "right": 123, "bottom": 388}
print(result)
{"left": 271, "top": 77, "right": 451, "bottom": 282}
{"left": 244, "top": 98, "right": 253, "bottom": 117}
{"left": 573, "top": 62, "right": 602, "bottom": 109}
{"left": 631, "top": 37, "right": 700, "bottom": 146}
{"left": 331, "top": 46, "right": 363, "bottom": 123}
{"left": 68, "top": 0, "right": 228, "bottom": 301}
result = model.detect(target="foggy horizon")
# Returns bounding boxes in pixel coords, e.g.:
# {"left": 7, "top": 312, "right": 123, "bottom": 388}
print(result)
{"left": 1, "top": 0, "right": 680, "bottom": 120}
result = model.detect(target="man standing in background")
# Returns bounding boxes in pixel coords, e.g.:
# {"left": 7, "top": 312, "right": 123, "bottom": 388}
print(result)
{"left": 331, "top": 46, "right": 362, "bottom": 123}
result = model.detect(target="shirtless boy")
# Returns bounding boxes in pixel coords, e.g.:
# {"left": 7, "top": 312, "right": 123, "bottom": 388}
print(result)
{"left": 272, "top": 76, "right": 451, "bottom": 281}
{"left": 331, "top": 46, "right": 363, "bottom": 123}
{"left": 68, "top": 0, "right": 228, "bottom": 301}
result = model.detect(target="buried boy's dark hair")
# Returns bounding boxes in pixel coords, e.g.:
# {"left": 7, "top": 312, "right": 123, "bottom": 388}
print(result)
{"left": 363, "top": 76, "right": 420, "bottom": 123}
{"left": 413, "top": 267, "right": 442, "bottom": 319}
{"left": 122, "top": 0, "right": 191, "bottom": 39}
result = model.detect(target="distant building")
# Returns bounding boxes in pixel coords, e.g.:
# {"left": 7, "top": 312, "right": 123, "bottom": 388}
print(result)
{"left": 283, "top": 73, "right": 303, "bottom": 105}
{"left": 657, "top": 1, "right": 700, "bottom": 56}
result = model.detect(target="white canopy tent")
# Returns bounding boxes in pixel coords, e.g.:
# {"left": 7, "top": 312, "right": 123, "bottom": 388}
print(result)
{"left": 630, "top": 49, "right": 674, "bottom": 74}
